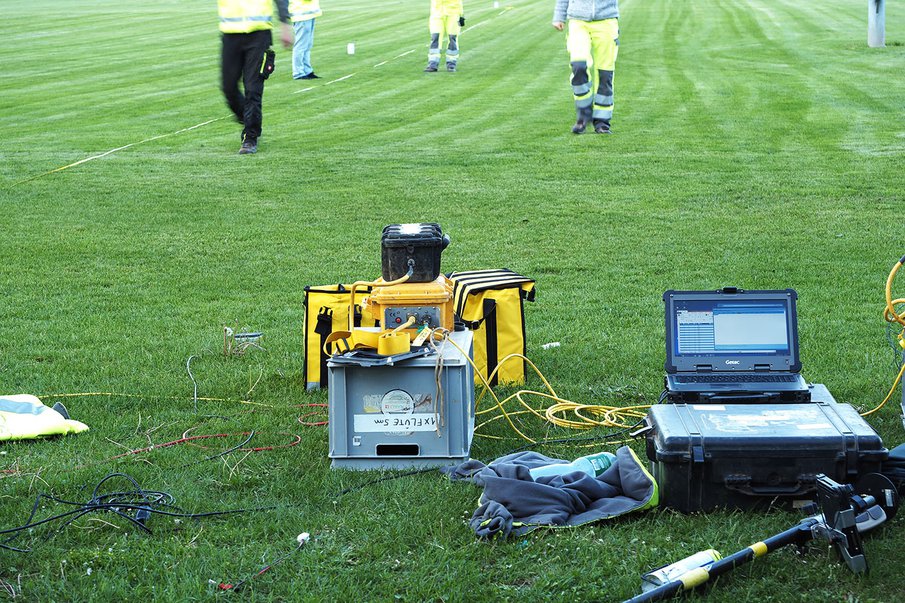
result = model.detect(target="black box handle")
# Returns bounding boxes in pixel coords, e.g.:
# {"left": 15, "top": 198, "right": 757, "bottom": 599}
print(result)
{"left": 725, "top": 480, "right": 813, "bottom": 497}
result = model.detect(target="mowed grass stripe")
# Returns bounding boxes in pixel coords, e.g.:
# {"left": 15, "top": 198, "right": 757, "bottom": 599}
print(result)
{"left": 258, "top": 3, "right": 559, "bottom": 153}
{"left": 2, "top": 1, "right": 905, "bottom": 601}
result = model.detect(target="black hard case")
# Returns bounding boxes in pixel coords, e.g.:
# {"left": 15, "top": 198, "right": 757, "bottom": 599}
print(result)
{"left": 645, "top": 386, "right": 887, "bottom": 512}
{"left": 381, "top": 223, "right": 450, "bottom": 283}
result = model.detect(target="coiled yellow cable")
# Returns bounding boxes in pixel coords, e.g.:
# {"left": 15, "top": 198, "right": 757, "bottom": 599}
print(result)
{"left": 862, "top": 256, "right": 905, "bottom": 416}
{"left": 884, "top": 256, "right": 905, "bottom": 326}
{"left": 438, "top": 332, "right": 650, "bottom": 443}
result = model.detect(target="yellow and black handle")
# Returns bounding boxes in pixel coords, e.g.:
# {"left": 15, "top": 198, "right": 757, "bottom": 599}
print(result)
{"left": 624, "top": 474, "right": 898, "bottom": 603}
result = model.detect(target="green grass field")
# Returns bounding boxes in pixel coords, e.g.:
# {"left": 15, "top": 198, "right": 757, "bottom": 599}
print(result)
{"left": 3, "top": 0, "right": 905, "bottom": 600}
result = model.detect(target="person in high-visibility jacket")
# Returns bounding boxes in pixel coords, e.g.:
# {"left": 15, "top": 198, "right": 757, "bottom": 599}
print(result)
{"left": 289, "top": 0, "right": 322, "bottom": 80}
{"left": 425, "top": 0, "right": 465, "bottom": 72}
{"left": 218, "top": 0, "right": 292, "bottom": 154}
{"left": 552, "top": 0, "right": 619, "bottom": 134}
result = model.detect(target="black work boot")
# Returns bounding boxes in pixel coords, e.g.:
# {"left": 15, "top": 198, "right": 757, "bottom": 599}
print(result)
{"left": 593, "top": 120, "right": 612, "bottom": 134}
{"left": 238, "top": 134, "right": 258, "bottom": 154}
{"left": 572, "top": 106, "right": 592, "bottom": 134}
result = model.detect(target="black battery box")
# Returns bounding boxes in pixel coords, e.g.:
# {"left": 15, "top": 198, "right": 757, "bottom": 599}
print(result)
{"left": 381, "top": 223, "right": 450, "bottom": 283}
{"left": 645, "top": 391, "right": 887, "bottom": 512}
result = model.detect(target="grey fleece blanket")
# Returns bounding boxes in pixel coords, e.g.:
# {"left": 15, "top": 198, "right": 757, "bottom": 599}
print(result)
{"left": 442, "top": 446, "right": 658, "bottom": 539}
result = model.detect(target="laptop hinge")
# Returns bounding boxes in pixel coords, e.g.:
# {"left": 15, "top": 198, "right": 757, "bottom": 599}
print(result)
{"left": 695, "top": 365, "right": 713, "bottom": 372}
{"left": 754, "top": 364, "right": 772, "bottom": 372}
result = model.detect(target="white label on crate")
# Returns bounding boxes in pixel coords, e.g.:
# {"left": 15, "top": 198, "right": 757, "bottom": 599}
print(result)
{"left": 354, "top": 413, "right": 438, "bottom": 432}
{"left": 694, "top": 405, "right": 725, "bottom": 411}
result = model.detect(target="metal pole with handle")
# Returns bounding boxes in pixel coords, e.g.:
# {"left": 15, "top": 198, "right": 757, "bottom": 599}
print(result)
{"left": 623, "top": 474, "right": 899, "bottom": 603}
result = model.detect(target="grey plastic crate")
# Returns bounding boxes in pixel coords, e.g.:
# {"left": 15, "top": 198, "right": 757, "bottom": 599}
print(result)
{"left": 328, "top": 330, "right": 474, "bottom": 470}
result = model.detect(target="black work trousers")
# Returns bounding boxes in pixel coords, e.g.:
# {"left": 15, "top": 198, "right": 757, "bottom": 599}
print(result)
{"left": 221, "top": 29, "right": 272, "bottom": 142}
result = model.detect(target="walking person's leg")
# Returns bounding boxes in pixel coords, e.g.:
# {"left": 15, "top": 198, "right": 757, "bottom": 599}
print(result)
{"left": 239, "top": 30, "right": 272, "bottom": 152}
{"left": 426, "top": 14, "right": 444, "bottom": 71}
{"left": 590, "top": 19, "right": 619, "bottom": 133}
{"left": 221, "top": 34, "right": 246, "bottom": 124}
{"left": 293, "top": 19, "right": 316, "bottom": 78}
{"left": 566, "top": 20, "right": 594, "bottom": 134}
{"left": 445, "top": 15, "right": 461, "bottom": 71}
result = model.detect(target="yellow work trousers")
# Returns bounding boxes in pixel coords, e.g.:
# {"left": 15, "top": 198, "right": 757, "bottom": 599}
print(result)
{"left": 428, "top": 14, "right": 461, "bottom": 64}
{"left": 566, "top": 18, "right": 618, "bottom": 123}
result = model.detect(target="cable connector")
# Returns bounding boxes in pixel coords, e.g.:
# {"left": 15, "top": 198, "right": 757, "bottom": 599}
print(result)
{"left": 134, "top": 506, "right": 152, "bottom": 526}
{"left": 208, "top": 579, "right": 235, "bottom": 591}
{"left": 297, "top": 532, "right": 310, "bottom": 545}
{"left": 630, "top": 424, "right": 654, "bottom": 439}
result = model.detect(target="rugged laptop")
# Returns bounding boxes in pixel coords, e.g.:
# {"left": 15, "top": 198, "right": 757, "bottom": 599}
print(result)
{"left": 664, "top": 288, "right": 810, "bottom": 402}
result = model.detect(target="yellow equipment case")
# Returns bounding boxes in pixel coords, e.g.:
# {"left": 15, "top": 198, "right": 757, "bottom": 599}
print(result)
{"left": 448, "top": 269, "right": 536, "bottom": 386}
{"left": 363, "top": 275, "right": 455, "bottom": 335}
{"left": 303, "top": 284, "right": 380, "bottom": 391}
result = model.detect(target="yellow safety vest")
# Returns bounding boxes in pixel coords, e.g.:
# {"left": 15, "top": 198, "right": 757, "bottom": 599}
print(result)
{"left": 219, "top": 0, "right": 275, "bottom": 34}
{"left": 0, "top": 395, "right": 89, "bottom": 442}
{"left": 289, "top": 0, "right": 322, "bottom": 22}
{"left": 430, "top": 0, "right": 463, "bottom": 18}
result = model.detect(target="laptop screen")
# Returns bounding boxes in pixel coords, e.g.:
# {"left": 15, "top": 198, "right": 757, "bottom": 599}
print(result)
{"left": 664, "top": 289, "right": 801, "bottom": 372}
{"left": 675, "top": 301, "right": 789, "bottom": 356}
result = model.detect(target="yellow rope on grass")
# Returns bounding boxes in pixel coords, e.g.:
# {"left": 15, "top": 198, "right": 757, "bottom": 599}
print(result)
{"left": 41, "top": 392, "right": 276, "bottom": 408}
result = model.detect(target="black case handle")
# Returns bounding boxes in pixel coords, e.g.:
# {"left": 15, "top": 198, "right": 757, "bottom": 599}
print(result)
{"left": 725, "top": 480, "right": 814, "bottom": 497}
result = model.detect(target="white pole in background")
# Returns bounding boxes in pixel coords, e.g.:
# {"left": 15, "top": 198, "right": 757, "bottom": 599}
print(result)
{"left": 868, "top": 0, "right": 885, "bottom": 47}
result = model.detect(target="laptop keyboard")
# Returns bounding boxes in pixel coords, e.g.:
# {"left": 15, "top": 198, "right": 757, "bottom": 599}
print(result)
{"left": 674, "top": 374, "right": 800, "bottom": 383}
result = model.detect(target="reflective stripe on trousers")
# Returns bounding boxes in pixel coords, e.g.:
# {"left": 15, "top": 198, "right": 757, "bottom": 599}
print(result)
{"left": 566, "top": 18, "right": 618, "bottom": 123}
{"left": 428, "top": 14, "right": 461, "bottom": 63}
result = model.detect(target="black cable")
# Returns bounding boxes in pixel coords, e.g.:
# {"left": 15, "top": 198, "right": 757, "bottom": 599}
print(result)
{"left": 334, "top": 468, "right": 439, "bottom": 498}
{"left": 0, "top": 473, "right": 279, "bottom": 553}
{"left": 886, "top": 322, "right": 904, "bottom": 372}
{"left": 180, "top": 430, "right": 256, "bottom": 469}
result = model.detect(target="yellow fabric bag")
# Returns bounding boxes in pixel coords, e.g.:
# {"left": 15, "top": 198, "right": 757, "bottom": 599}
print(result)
{"left": 303, "top": 284, "right": 380, "bottom": 390}
{"left": 448, "top": 269, "right": 536, "bottom": 386}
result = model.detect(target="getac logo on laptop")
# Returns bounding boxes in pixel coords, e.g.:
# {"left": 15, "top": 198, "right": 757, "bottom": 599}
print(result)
{"left": 663, "top": 288, "right": 811, "bottom": 403}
